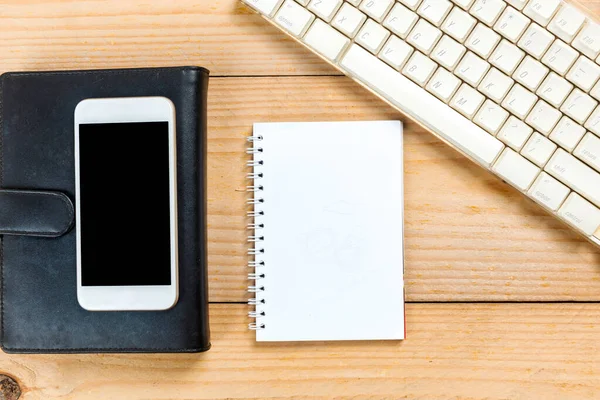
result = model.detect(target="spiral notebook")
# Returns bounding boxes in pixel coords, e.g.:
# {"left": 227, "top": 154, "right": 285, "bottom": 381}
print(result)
{"left": 248, "top": 121, "right": 405, "bottom": 342}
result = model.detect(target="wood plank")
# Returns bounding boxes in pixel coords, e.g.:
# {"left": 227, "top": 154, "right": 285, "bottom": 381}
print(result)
{"left": 0, "top": 0, "right": 335, "bottom": 76}
{"left": 208, "top": 76, "right": 600, "bottom": 303}
{"left": 2, "top": 0, "right": 597, "bottom": 77}
{"left": 2, "top": 303, "right": 600, "bottom": 399}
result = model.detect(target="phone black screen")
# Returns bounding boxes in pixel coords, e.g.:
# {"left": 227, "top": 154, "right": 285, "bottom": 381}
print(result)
{"left": 79, "top": 122, "right": 172, "bottom": 286}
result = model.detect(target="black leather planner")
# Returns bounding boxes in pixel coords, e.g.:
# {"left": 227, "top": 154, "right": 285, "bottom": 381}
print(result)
{"left": 0, "top": 67, "right": 211, "bottom": 353}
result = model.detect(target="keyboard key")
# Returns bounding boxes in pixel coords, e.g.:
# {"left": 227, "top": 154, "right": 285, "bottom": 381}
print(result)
{"left": 308, "top": 0, "right": 343, "bottom": 21}
{"left": 493, "top": 148, "right": 540, "bottom": 191}
{"left": 518, "top": 23, "right": 554, "bottom": 59}
{"left": 431, "top": 35, "right": 466, "bottom": 70}
{"left": 505, "top": 0, "right": 526, "bottom": 11}
{"left": 585, "top": 107, "right": 600, "bottom": 137}
{"left": 470, "top": 0, "right": 506, "bottom": 27}
{"left": 417, "top": 0, "right": 453, "bottom": 27}
{"left": 574, "top": 132, "right": 600, "bottom": 172}
{"left": 274, "top": 0, "right": 315, "bottom": 37}
{"left": 442, "top": 6, "right": 477, "bottom": 42}
{"left": 566, "top": 56, "right": 600, "bottom": 92}
{"left": 359, "top": 0, "right": 394, "bottom": 22}
{"left": 591, "top": 80, "right": 600, "bottom": 102}
{"left": 357, "top": 19, "right": 390, "bottom": 53}
{"left": 513, "top": 55, "right": 549, "bottom": 91}
{"left": 573, "top": 22, "right": 600, "bottom": 60}
{"left": 382, "top": 3, "right": 417, "bottom": 39}
{"left": 245, "top": 0, "right": 284, "bottom": 16}
{"left": 541, "top": 40, "right": 578, "bottom": 76}
{"left": 339, "top": 44, "right": 505, "bottom": 166}
{"left": 490, "top": 39, "right": 525, "bottom": 74}
{"left": 474, "top": 100, "right": 509, "bottom": 134}
{"left": 558, "top": 193, "right": 600, "bottom": 235}
{"left": 479, "top": 67, "right": 514, "bottom": 103}
{"left": 407, "top": 19, "right": 442, "bottom": 54}
{"left": 521, "top": 133, "right": 558, "bottom": 167}
{"left": 546, "top": 148, "right": 600, "bottom": 208}
{"left": 466, "top": 23, "right": 501, "bottom": 58}
{"left": 455, "top": 51, "right": 490, "bottom": 86}
{"left": 304, "top": 19, "right": 350, "bottom": 61}
{"left": 332, "top": 3, "right": 367, "bottom": 37}
{"left": 450, "top": 83, "right": 485, "bottom": 118}
{"left": 537, "top": 72, "right": 573, "bottom": 108}
{"left": 550, "top": 116, "right": 586, "bottom": 151}
{"left": 523, "top": 0, "right": 561, "bottom": 27}
{"left": 379, "top": 35, "right": 414, "bottom": 69}
{"left": 402, "top": 51, "right": 438, "bottom": 86}
{"left": 502, "top": 83, "right": 537, "bottom": 119}
{"left": 426, "top": 67, "right": 461, "bottom": 102}
{"left": 398, "top": 0, "right": 422, "bottom": 11}
{"left": 526, "top": 100, "right": 561, "bottom": 135}
{"left": 528, "top": 172, "right": 570, "bottom": 211}
{"left": 561, "top": 88, "right": 598, "bottom": 124}
{"left": 497, "top": 116, "right": 532, "bottom": 150}
{"left": 453, "top": 0, "right": 475, "bottom": 10}
{"left": 548, "top": 4, "right": 586, "bottom": 43}
{"left": 494, "top": 6, "right": 530, "bottom": 43}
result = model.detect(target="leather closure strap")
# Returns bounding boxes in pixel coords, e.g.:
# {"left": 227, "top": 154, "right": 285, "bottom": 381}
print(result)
{"left": 0, "top": 189, "right": 74, "bottom": 237}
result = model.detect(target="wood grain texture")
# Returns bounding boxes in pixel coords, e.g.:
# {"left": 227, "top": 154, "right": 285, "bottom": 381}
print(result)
{"left": 208, "top": 76, "right": 600, "bottom": 302}
{"left": 1, "top": 303, "right": 600, "bottom": 400}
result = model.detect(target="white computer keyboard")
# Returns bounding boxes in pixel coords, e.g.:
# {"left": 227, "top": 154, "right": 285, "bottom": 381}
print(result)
{"left": 241, "top": 0, "right": 600, "bottom": 248}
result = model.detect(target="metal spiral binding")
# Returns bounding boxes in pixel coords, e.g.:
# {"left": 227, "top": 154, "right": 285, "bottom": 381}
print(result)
{"left": 247, "top": 135, "right": 266, "bottom": 331}
{"left": 249, "top": 323, "right": 265, "bottom": 330}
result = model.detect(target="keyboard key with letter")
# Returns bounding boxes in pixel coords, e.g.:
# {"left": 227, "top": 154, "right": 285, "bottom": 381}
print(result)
{"left": 558, "top": 193, "right": 600, "bottom": 235}
{"left": 574, "top": 132, "right": 600, "bottom": 172}
{"left": 274, "top": 0, "right": 315, "bottom": 36}
{"left": 573, "top": 22, "right": 600, "bottom": 59}
{"left": 523, "top": 0, "right": 561, "bottom": 27}
{"left": 546, "top": 149, "right": 600, "bottom": 208}
{"left": 528, "top": 172, "right": 570, "bottom": 211}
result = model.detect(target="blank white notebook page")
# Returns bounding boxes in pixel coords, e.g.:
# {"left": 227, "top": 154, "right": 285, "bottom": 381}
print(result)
{"left": 251, "top": 121, "right": 404, "bottom": 342}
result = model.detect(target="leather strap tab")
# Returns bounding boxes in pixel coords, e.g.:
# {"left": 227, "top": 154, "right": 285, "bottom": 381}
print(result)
{"left": 0, "top": 189, "right": 74, "bottom": 237}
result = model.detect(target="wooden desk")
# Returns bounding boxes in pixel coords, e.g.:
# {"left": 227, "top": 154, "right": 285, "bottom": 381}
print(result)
{"left": 2, "top": 1, "right": 600, "bottom": 398}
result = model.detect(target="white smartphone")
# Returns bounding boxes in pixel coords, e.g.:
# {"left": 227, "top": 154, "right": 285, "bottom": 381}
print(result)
{"left": 74, "top": 97, "right": 179, "bottom": 311}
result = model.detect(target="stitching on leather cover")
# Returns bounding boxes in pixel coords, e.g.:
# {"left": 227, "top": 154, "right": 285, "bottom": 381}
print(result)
{"left": 0, "top": 68, "right": 210, "bottom": 352}
{"left": 0, "top": 190, "right": 74, "bottom": 236}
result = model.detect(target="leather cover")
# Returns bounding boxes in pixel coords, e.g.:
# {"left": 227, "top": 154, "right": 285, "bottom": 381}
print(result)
{"left": 0, "top": 190, "right": 74, "bottom": 237}
{"left": 0, "top": 67, "right": 211, "bottom": 353}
